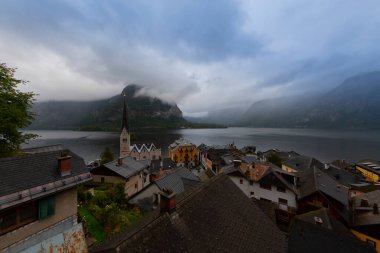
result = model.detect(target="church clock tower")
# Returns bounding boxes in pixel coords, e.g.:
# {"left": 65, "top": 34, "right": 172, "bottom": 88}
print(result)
{"left": 120, "top": 94, "right": 130, "bottom": 158}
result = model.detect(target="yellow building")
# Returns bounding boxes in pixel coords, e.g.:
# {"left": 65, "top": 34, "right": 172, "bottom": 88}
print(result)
{"left": 351, "top": 190, "right": 380, "bottom": 252}
{"left": 168, "top": 138, "right": 198, "bottom": 168}
{"left": 356, "top": 160, "right": 380, "bottom": 182}
{"left": 351, "top": 229, "right": 380, "bottom": 252}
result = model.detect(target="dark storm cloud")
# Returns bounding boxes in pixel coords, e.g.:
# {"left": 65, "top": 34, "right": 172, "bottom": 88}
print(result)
{"left": 1, "top": 0, "right": 380, "bottom": 114}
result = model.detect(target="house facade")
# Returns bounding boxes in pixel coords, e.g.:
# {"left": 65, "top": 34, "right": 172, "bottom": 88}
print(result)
{"left": 0, "top": 147, "right": 92, "bottom": 252}
{"left": 91, "top": 157, "right": 150, "bottom": 197}
{"left": 168, "top": 138, "right": 198, "bottom": 168}
{"left": 227, "top": 164, "right": 298, "bottom": 210}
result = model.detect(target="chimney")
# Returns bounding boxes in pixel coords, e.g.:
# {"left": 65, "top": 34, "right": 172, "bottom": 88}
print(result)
{"left": 117, "top": 157, "right": 123, "bottom": 166}
{"left": 160, "top": 188, "right": 176, "bottom": 214}
{"left": 373, "top": 203, "right": 379, "bottom": 214}
{"left": 58, "top": 152, "right": 72, "bottom": 176}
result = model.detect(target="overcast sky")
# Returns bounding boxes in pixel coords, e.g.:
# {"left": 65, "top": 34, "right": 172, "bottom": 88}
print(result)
{"left": 1, "top": 0, "right": 380, "bottom": 116}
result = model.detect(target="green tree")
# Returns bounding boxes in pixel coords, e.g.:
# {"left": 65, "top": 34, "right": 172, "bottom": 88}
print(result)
{"left": 100, "top": 147, "right": 114, "bottom": 164}
{"left": 0, "top": 63, "right": 36, "bottom": 157}
{"left": 267, "top": 153, "right": 282, "bottom": 167}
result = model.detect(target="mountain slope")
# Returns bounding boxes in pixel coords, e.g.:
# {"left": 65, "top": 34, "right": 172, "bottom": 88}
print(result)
{"left": 240, "top": 71, "right": 380, "bottom": 129}
{"left": 29, "top": 85, "right": 187, "bottom": 131}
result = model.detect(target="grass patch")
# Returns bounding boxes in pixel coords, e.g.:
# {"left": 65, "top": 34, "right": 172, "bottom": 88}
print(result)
{"left": 79, "top": 206, "right": 106, "bottom": 242}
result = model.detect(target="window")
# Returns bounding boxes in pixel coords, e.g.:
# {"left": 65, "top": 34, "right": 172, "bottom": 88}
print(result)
{"left": 259, "top": 182, "right": 271, "bottom": 190}
{"left": 278, "top": 198, "right": 288, "bottom": 205}
{"left": 260, "top": 198, "right": 271, "bottom": 203}
{"left": 101, "top": 177, "right": 105, "bottom": 183}
{"left": 250, "top": 191, "right": 255, "bottom": 197}
{"left": 277, "top": 186, "right": 286, "bottom": 193}
{"left": 240, "top": 179, "right": 243, "bottom": 184}
{"left": 135, "top": 184, "right": 138, "bottom": 189}
{"left": 39, "top": 196, "right": 55, "bottom": 219}
{"left": 249, "top": 180, "right": 254, "bottom": 185}
{"left": 20, "top": 202, "right": 38, "bottom": 223}
{"left": 1, "top": 201, "right": 38, "bottom": 235}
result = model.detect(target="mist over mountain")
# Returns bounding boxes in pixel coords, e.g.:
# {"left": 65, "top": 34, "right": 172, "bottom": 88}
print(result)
{"left": 239, "top": 71, "right": 380, "bottom": 129}
{"left": 28, "top": 85, "right": 187, "bottom": 131}
{"left": 185, "top": 106, "right": 246, "bottom": 125}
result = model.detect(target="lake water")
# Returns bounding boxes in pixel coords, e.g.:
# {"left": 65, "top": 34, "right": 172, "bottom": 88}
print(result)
{"left": 22, "top": 128, "right": 380, "bottom": 164}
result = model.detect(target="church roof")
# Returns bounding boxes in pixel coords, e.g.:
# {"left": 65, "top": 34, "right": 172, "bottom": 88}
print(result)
{"left": 130, "top": 143, "right": 158, "bottom": 153}
{"left": 121, "top": 94, "right": 130, "bottom": 132}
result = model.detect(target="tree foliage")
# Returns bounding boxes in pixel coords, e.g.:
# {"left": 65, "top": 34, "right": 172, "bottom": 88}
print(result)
{"left": 267, "top": 153, "right": 282, "bottom": 168}
{"left": 100, "top": 146, "right": 114, "bottom": 164}
{"left": 0, "top": 63, "right": 36, "bottom": 157}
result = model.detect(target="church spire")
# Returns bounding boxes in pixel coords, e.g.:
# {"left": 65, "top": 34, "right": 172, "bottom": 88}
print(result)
{"left": 120, "top": 93, "right": 131, "bottom": 158}
{"left": 121, "top": 93, "right": 130, "bottom": 132}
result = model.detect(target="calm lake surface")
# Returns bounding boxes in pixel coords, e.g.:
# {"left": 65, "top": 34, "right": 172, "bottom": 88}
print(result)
{"left": 22, "top": 128, "right": 380, "bottom": 164}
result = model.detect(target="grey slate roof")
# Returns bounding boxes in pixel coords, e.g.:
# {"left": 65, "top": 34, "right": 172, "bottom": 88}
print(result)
{"left": 323, "top": 165, "right": 362, "bottom": 187}
{"left": 155, "top": 167, "right": 201, "bottom": 194}
{"left": 298, "top": 167, "right": 350, "bottom": 207}
{"left": 241, "top": 155, "right": 259, "bottom": 164}
{"left": 103, "top": 156, "right": 148, "bottom": 179}
{"left": 91, "top": 175, "right": 287, "bottom": 253}
{"left": 0, "top": 149, "right": 90, "bottom": 196}
{"left": 150, "top": 158, "right": 176, "bottom": 173}
{"left": 283, "top": 155, "right": 324, "bottom": 172}
{"left": 289, "top": 220, "right": 375, "bottom": 253}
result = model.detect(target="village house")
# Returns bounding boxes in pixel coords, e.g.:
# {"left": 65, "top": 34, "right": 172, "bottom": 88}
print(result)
{"left": 128, "top": 167, "right": 201, "bottom": 210}
{"left": 355, "top": 160, "right": 380, "bottom": 182}
{"left": 89, "top": 175, "right": 287, "bottom": 253}
{"left": 225, "top": 162, "right": 298, "bottom": 211}
{"left": 90, "top": 156, "right": 150, "bottom": 197}
{"left": 202, "top": 144, "right": 240, "bottom": 174}
{"left": 288, "top": 208, "right": 375, "bottom": 253}
{"left": 260, "top": 149, "right": 300, "bottom": 163}
{"left": 350, "top": 190, "right": 380, "bottom": 252}
{"left": 282, "top": 155, "right": 325, "bottom": 173}
{"left": 297, "top": 166, "right": 351, "bottom": 224}
{"left": 168, "top": 138, "right": 199, "bottom": 168}
{"left": 0, "top": 145, "right": 92, "bottom": 252}
{"left": 149, "top": 157, "right": 177, "bottom": 181}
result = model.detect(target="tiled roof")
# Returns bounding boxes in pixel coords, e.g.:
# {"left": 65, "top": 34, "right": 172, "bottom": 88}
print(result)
{"left": 169, "top": 138, "right": 196, "bottom": 150}
{"left": 22, "top": 144, "right": 64, "bottom": 154}
{"left": 289, "top": 210, "right": 375, "bottom": 253}
{"left": 102, "top": 156, "right": 149, "bottom": 179}
{"left": 356, "top": 160, "right": 380, "bottom": 176}
{"left": 0, "top": 149, "right": 90, "bottom": 197}
{"left": 150, "top": 158, "right": 176, "bottom": 173}
{"left": 323, "top": 165, "right": 362, "bottom": 187}
{"left": 155, "top": 167, "right": 201, "bottom": 194}
{"left": 241, "top": 155, "right": 259, "bottom": 164}
{"left": 298, "top": 167, "right": 350, "bottom": 207}
{"left": 91, "top": 175, "right": 287, "bottom": 253}
{"left": 283, "top": 155, "right": 324, "bottom": 172}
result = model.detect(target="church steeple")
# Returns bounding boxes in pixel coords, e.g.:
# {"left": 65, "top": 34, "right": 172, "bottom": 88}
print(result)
{"left": 120, "top": 93, "right": 130, "bottom": 158}
{"left": 121, "top": 93, "right": 130, "bottom": 132}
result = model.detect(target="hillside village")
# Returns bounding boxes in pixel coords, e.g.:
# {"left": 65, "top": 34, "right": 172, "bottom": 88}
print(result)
{"left": 2, "top": 97, "right": 380, "bottom": 253}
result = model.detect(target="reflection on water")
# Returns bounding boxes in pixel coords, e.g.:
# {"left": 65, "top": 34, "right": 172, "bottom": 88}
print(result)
{"left": 22, "top": 128, "right": 380, "bottom": 163}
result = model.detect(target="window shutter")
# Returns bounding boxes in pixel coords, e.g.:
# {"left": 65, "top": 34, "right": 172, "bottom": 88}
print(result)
{"left": 39, "top": 196, "right": 55, "bottom": 219}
